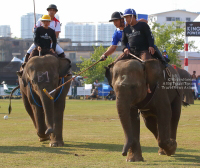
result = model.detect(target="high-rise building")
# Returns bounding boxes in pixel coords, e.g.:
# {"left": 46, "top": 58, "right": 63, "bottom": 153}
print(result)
{"left": 97, "top": 22, "right": 116, "bottom": 46}
{"left": 65, "top": 22, "right": 96, "bottom": 46}
{"left": 21, "top": 13, "right": 43, "bottom": 39}
{"left": 0, "top": 25, "right": 11, "bottom": 37}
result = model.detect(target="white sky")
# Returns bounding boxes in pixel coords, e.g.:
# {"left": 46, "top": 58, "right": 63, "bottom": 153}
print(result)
{"left": 1, "top": 0, "right": 200, "bottom": 38}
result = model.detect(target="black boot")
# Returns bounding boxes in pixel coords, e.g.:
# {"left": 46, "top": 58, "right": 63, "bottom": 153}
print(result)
{"left": 58, "top": 52, "right": 65, "bottom": 58}
{"left": 153, "top": 46, "right": 168, "bottom": 68}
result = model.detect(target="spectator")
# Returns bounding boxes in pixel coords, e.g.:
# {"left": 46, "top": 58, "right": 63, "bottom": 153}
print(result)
{"left": 71, "top": 78, "right": 79, "bottom": 98}
{"left": 192, "top": 71, "right": 197, "bottom": 80}
{"left": 93, "top": 79, "right": 101, "bottom": 88}
{"left": 106, "top": 90, "right": 116, "bottom": 100}
{"left": 89, "top": 87, "right": 99, "bottom": 100}
{"left": 191, "top": 71, "right": 198, "bottom": 99}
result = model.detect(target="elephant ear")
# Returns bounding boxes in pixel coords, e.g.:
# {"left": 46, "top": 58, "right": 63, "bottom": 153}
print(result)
{"left": 58, "top": 58, "right": 71, "bottom": 77}
{"left": 104, "top": 66, "right": 113, "bottom": 88}
{"left": 21, "top": 71, "right": 29, "bottom": 87}
{"left": 144, "top": 60, "right": 163, "bottom": 85}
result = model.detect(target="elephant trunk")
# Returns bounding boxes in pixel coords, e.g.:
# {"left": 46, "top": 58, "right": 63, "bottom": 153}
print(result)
{"left": 39, "top": 91, "right": 54, "bottom": 135}
{"left": 116, "top": 97, "right": 134, "bottom": 156}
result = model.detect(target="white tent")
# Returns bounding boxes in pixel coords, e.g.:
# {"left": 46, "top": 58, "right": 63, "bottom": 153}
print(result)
{"left": 11, "top": 57, "right": 24, "bottom": 63}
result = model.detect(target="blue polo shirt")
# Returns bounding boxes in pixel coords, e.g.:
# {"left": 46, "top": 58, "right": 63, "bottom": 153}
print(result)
{"left": 111, "top": 28, "right": 123, "bottom": 46}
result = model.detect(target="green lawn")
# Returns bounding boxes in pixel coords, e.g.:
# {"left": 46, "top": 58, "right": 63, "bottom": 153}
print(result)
{"left": 0, "top": 99, "right": 200, "bottom": 168}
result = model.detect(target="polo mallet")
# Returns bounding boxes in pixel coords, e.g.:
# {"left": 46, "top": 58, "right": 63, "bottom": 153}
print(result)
{"left": 129, "top": 53, "right": 144, "bottom": 63}
{"left": 33, "top": 0, "right": 36, "bottom": 28}
{"left": 43, "top": 58, "right": 104, "bottom": 99}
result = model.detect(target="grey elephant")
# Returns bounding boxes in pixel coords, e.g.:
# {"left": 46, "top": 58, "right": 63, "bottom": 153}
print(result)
{"left": 105, "top": 59, "right": 183, "bottom": 162}
{"left": 10, "top": 55, "right": 71, "bottom": 147}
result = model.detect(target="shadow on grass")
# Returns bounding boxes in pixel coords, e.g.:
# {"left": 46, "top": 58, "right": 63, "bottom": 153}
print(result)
{"left": 0, "top": 142, "right": 200, "bottom": 164}
{"left": 0, "top": 145, "right": 71, "bottom": 155}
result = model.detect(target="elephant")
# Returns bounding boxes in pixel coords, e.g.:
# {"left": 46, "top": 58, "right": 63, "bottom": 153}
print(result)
{"left": 105, "top": 58, "right": 183, "bottom": 162}
{"left": 10, "top": 54, "right": 71, "bottom": 147}
{"left": 175, "top": 67, "right": 194, "bottom": 104}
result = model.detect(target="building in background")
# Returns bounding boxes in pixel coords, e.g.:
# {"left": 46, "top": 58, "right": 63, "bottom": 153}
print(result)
{"left": 21, "top": 13, "right": 43, "bottom": 39}
{"left": 0, "top": 37, "right": 33, "bottom": 62}
{"left": 148, "top": 9, "right": 199, "bottom": 26}
{"left": 0, "top": 25, "right": 11, "bottom": 37}
{"left": 65, "top": 22, "right": 96, "bottom": 46}
{"left": 97, "top": 22, "right": 116, "bottom": 46}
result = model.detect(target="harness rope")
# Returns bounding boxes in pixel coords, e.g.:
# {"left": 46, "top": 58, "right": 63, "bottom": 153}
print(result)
{"left": 28, "top": 78, "right": 64, "bottom": 107}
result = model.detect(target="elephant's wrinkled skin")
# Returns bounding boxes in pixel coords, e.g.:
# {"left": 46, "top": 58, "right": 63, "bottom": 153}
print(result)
{"left": 176, "top": 67, "right": 194, "bottom": 104}
{"left": 105, "top": 59, "right": 183, "bottom": 161}
{"left": 18, "top": 55, "right": 71, "bottom": 147}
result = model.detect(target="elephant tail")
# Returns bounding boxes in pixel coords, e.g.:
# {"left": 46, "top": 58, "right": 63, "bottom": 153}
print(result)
{"left": 182, "top": 100, "right": 190, "bottom": 107}
{"left": 8, "top": 85, "right": 20, "bottom": 115}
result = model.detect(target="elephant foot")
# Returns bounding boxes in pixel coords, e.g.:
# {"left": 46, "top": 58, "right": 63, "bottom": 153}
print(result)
{"left": 122, "top": 141, "right": 133, "bottom": 156}
{"left": 126, "top": 149, "right": 144, "bottom": 162}
{"left": 39, "top": 136, "right": 50, "bottom": 142}
{"left": 162, "top": 139, "right": 177, "bottom": 156}
{"left": 45, "top": 128, "right": 54, "bottom": 135}
{"left": 37, "top": 132, "right": 50, "bottom": 142}
{"left": 158, "top": 148, "right": 166, "bottom": 155}
{"left": 49, "top": 141, "right": 64, "bottom": 147}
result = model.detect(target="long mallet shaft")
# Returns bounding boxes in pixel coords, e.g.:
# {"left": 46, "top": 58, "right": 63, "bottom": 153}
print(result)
{"left": 43, "top": 59, "right": 103, "bottom": 99}
{"left": 33, "top": 0, "right": 36, "bottom": 27}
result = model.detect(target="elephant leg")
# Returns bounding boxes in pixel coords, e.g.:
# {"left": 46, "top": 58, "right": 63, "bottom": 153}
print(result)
{"left": 126, "top": 106, "right": 143, "bottom": 162}
{"left": 26, "top": 93, "right": 49, "bottom": 142}
{"left": 26, "top": 90, "right": 50, "bottom": 141}
{"left": 49, "top": 89, "right": 68, "bottom": 147}
{"left": 142, "top": 114, "right": 165, "bottom": 155}
{"left": 156, "top": 100, "right": 177, "bottom": 156}
{"left": 21, "top": 91, "right": 36, "bottom": 128}
{"left": 31, "top": 105, "right": 50, "bottom": 142}
{"left": 116, "top": 97, "right": 134, "bottom": 156}
{"left": 49, "top": 103, "right": 64, "bottom": 147}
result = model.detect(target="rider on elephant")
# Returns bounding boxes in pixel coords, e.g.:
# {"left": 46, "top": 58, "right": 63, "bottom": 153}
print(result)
{"left": 122, "top": 8, "right": 168, "bottom": 67}
{"left": 16, "top": 15, "right": 57, "bottom": 76}
{"left": 31, "top": 15, "right": 57, "bottom": 58}
{"left": 101, "top": 11, "right": 147, "bottom": 60}
{"left": 24, "top": 4, "right": 65, "bottom": 62}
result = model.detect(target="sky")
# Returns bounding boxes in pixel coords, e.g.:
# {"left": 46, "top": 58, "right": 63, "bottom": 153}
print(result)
{"left": 1, "top": 0, "right": 200, "bottom": 38}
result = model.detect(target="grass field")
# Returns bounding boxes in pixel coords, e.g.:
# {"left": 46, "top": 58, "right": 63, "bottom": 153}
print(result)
{"left": 0, "top": 99, "right": 200, "bottom": 168}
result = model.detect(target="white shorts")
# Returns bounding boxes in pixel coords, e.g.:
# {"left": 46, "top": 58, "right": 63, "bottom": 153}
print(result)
{"left": 27, "top": 43, "right": 64, "bottom": 55}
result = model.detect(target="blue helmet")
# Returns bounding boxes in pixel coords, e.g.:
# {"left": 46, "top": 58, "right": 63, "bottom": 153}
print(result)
{"left": 163, "top": 50, "right": 167, "bottom": 53}
{"left": 123, "top": 8, "right": 136, "bottom": 17}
